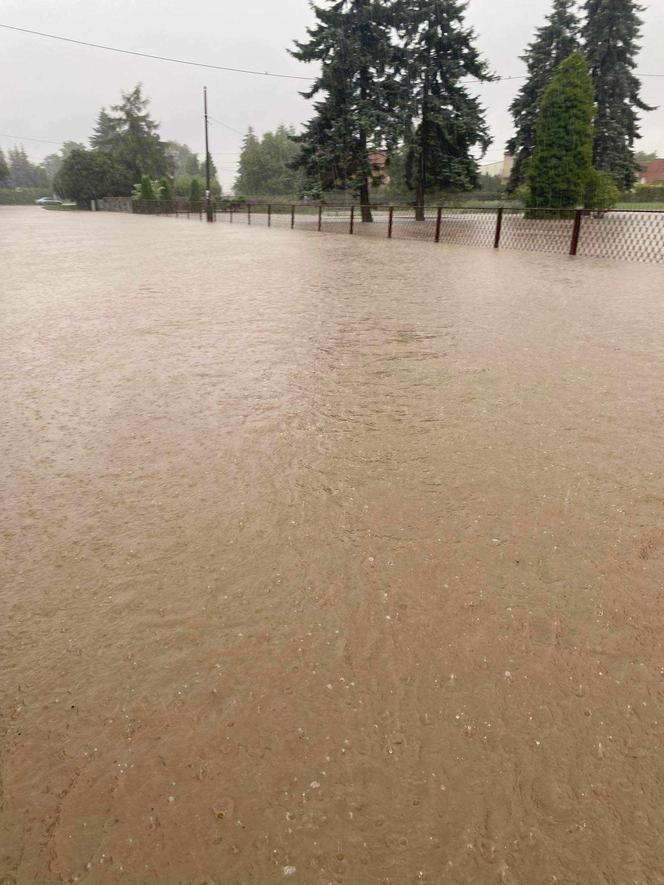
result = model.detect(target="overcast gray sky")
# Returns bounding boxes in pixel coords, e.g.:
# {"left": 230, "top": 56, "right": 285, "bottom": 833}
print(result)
{"left": 1, "top": 0, "right": 662, "bottom": 191}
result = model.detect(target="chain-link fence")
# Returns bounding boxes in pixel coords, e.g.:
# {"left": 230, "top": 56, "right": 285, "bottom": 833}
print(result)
{"left": 126, "top": 200, "right": 664, "bottom": 264}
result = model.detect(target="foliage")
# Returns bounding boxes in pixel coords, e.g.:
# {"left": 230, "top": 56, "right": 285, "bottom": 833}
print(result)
{"left": 158, "top": 178, "right": 172, "bottom": 199}
{"left": 477, "top": 174, "right": 505, "bottom": 195}
{"left": 5, "top": 146, "right": 49, "bottom": 188}
{"left": 397, "top": 0, "right": 493, "bottom": 215}
{"left": 53, "top": 148, "right": 133, "bottom": 206}
{"left": 634, "top": 150, "right": 658, "bottom": 164}
{"left": 0, "top": 187, "right": 45, "bottom": 205}
{"left": 0, "top": 149, "right": 8, "bottom": 185}
{"left": 166, "top": 142, "right": 204, "bottom": 178}
{"left": 619, "top": 184, "right": 664, "bottom": 203}
{"left": 507, "top": 0, "right": 579, "bottom": 193}
{"left": 583, "top": 167, "right": 620, "bottom": 211}
{"left": 91, "top": 84, "right": 171, "bottom": 182}
{"left": 40, "top": 142, "right": 86, "bottom": 184}
{"left": 290, "top": 0, "right": 399, "bottom": 218}
{"left": 583, "top": 0, "right": 655, "bottom": 190}
{"left": 526, "top": 53, "right": 595, "bottom": 210}
{"left": 138, "top": 175, "right": 156, "bottom": 201}
{"left": 189, "top": 178, "right": 203, "bottom": 203}
{"left": 234, "top": 126, "right": 304, "bottom": 197}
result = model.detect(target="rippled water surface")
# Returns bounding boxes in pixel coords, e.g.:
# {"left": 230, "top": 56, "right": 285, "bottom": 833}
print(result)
{"left": 2, "top": 206, "right": 664, "bottom": 884}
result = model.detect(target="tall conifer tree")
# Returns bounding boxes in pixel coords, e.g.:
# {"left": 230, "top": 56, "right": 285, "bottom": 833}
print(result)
{"left": 396, "top": 0, "right": 492, "bottom": 217}
{"left": 526, "top": 52, "right": 595, "bottom": 210}
{"left": 290, "top": 0, "right": 398, "bottom": 221}
{"left": 582, "top": 0, "right": 654, "bottom": 189}
{"left": 91, "top": 85, "right": 171, "bottom": 182}
{"left": 507, "top": 0, "right": 579, "bottom": 193}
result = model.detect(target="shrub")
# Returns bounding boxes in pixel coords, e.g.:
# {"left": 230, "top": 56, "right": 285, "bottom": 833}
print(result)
{"left": 584, "top": 168, "right": 620, "bottom": 212}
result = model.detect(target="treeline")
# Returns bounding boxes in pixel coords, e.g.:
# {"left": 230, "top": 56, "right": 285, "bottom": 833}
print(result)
{"left": 0, "top": 146, "right": 51, "bottom": 191}
{"left": 54, "top": 85, "right": 222, "bottom": 207}
{"left": 0, "top": 85, "right": 220, "bottom": 208}
{"left": 235, "top": 0, "right": 653, "bottom": 213}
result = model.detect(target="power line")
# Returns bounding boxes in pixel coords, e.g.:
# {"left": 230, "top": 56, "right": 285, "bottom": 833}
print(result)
{"left": 2, "top": 23, "right": 661, "bottom": 86}
{"left": 0, "top": 131, "right": 66, "bottom": 145}
{"left": 0, "top": 22, "right": 315, "bottom": 81}
{"left": 208, "top": 116, "right": 245, "bottom": 137}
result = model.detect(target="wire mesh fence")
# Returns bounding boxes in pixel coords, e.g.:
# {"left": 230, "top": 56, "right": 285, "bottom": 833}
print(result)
{"left": 126, "top": 200, "right": 664, "bottom": 265}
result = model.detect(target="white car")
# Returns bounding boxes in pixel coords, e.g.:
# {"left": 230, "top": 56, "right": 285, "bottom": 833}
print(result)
{"left": 35, "top": 197, "right": 62, "bottom": 205}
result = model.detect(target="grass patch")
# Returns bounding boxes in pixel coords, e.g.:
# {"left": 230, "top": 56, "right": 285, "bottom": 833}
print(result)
{"left": 615, "top": 202, "right": 664, "bottom": 211}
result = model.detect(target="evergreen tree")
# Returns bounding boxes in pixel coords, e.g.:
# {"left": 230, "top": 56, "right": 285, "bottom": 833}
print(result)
{"left": 527, "top": 53, "right": 595, "bottom": 210}
{"left": 166, "top": 142, "right": 204, "bottom": 178}
{"left": 91, "top": 85, "right": 171, "bottom": 182}
{"left": 583, "top": 0, "right": 654, "bottom": 189}
{"left": 234, "top": 128, "right": 262, "bottom": 195}
{"left": 396, "top": 0, "right": 493, "bottom": 218}
{"left": 0, "top": 148, "right": 8, "bottom": 185}
{"left": 290, "top": 0, "right": 399, "bottom": 221}
{"left": 234, "top": 126, "right": 303, "bottom": 197}
{"left": 507, "top": 0, "right": 579, "bottom": 193}
{"left": 189, "top": 177, "right": 203, "bottom": 204}
{"left": 6, "top": 146, "right": 49, "bottom": 188}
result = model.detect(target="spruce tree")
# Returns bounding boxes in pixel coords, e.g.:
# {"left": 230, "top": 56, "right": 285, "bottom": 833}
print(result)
{"left": 234, "top": 128, "right": 263, "bottom": 196}
{"left": 396, "top": 0, "right": 492, "bottom": 218}
{"left": 507, "top": 0, "right": 579, "bottom": 193}
{"left": 91, "top": 85, "right": 171, "bottom": 183}
{"left": 583, "top": 0, "right": 654, "bottom": 190}
{"left": 527, "top": 53, "right": 595, "bottom": 211}
{"left": 290, "top": 0, "right": 398, "bottom": 221}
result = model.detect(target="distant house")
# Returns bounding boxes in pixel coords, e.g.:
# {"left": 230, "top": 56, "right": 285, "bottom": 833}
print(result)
{"left": 641, "top": 159, "right": 664, "bottom": 185}
{"left": 479, "top": 154, "right": 515, "bottom": 182}
{"left": 369, "top": 151, "right": 390, "bottom": 185}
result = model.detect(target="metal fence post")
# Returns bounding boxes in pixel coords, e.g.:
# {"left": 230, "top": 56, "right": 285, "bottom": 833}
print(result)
{"left": 318, "top": 204, "right": 323, "bottom": 232}
{"left": 435, "top": 207, "right": 443, "bottom": 243}
{"left": 291, "top": 205, "right": 295, "bottom": 229}
{"left": 268, "top": 204, "right": 272, "bottom": 228}
{"left": 493, "top": 207, "right": 504, "bottom": 249}
{"left": 350, "top": 205, "right": 355, "bottom": 235}
{"left": 247, "top": 204, "right": 251, "bottom": 225}
{"left": 230, "top": 207, "right": 234, "bottom": 224}
{"left": 388, "top": 206, "right": 394, "bottom": 239}
{"left": 570, "top": 209, "right": 583, "bottom": 256}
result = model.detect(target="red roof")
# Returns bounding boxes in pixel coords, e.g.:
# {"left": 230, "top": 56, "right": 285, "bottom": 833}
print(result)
{"left": 643, "top": 159, "right": 664, "bottom": 185}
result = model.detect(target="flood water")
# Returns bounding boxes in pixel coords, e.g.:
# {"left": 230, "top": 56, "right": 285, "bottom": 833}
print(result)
{"left": 2, "top": 206, "right": 664, "bottom": 884}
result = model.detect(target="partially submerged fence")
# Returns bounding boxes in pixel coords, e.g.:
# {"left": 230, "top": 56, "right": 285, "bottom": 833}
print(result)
{"left": 129, "top": 201, "right": 664, "bottom": 265}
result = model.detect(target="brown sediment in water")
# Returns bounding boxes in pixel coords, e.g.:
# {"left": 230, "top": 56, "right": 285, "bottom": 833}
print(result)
{"left": 2, "top": 206, "right": 664, "bottom": 883}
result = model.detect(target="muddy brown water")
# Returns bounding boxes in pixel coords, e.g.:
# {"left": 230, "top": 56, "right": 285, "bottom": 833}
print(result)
{"left": 2, "top": 206, "right": 664, "bottom": 884}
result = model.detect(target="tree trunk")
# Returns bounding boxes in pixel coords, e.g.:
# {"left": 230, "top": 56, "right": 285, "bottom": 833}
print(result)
{"left": 359, "top": 180, "right": 373, "bottom": 223}
{"left": 415, "top": 180, "right": 425, "bottom": 221}
{"left": 416, "top": 81, "right": 428, "bottom": 223}
{"left": 358, "top": 55, "right": 373, "bottom": 224}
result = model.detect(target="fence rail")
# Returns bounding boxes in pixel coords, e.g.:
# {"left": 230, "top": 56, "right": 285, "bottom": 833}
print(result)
{"left": 126, "top": 200, "right": 664, "bottom": 265}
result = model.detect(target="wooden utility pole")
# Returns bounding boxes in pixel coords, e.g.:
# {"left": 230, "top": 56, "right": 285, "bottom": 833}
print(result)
{"left": 204, "top": 86, "right": 213, "bottom": 223}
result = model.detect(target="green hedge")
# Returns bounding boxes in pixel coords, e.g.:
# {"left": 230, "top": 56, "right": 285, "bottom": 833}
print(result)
{"left": 620, "top": 185, "right": 664, "bottom": 203}
{"left": 0, "top": 188, "right": 46, "bottom": 205}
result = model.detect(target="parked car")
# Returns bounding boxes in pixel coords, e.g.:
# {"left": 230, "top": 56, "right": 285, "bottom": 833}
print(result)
{"left": 35, "top": 197, "right": 62, "bottom": 205}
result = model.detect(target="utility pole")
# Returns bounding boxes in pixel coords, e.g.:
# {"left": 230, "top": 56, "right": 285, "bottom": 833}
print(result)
{"left": 204, "top": 86, "right": 213, "bottom": 223}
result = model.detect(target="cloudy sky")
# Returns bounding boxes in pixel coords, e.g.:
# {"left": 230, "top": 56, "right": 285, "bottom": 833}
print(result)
{"left": 1, "top": 0, "right": 662, "bottom": 191}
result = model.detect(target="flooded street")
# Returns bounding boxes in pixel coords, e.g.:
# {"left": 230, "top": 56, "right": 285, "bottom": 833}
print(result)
{"left": 3, "top": 205, "right": 664, "bottom": 884}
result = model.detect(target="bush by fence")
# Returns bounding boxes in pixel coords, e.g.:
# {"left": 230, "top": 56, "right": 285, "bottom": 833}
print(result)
{"left": 619, "top": 185, "right": 664, "bottom": 204}
{"left": 0, "top": 188, "right": 45, "bottom": 205}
